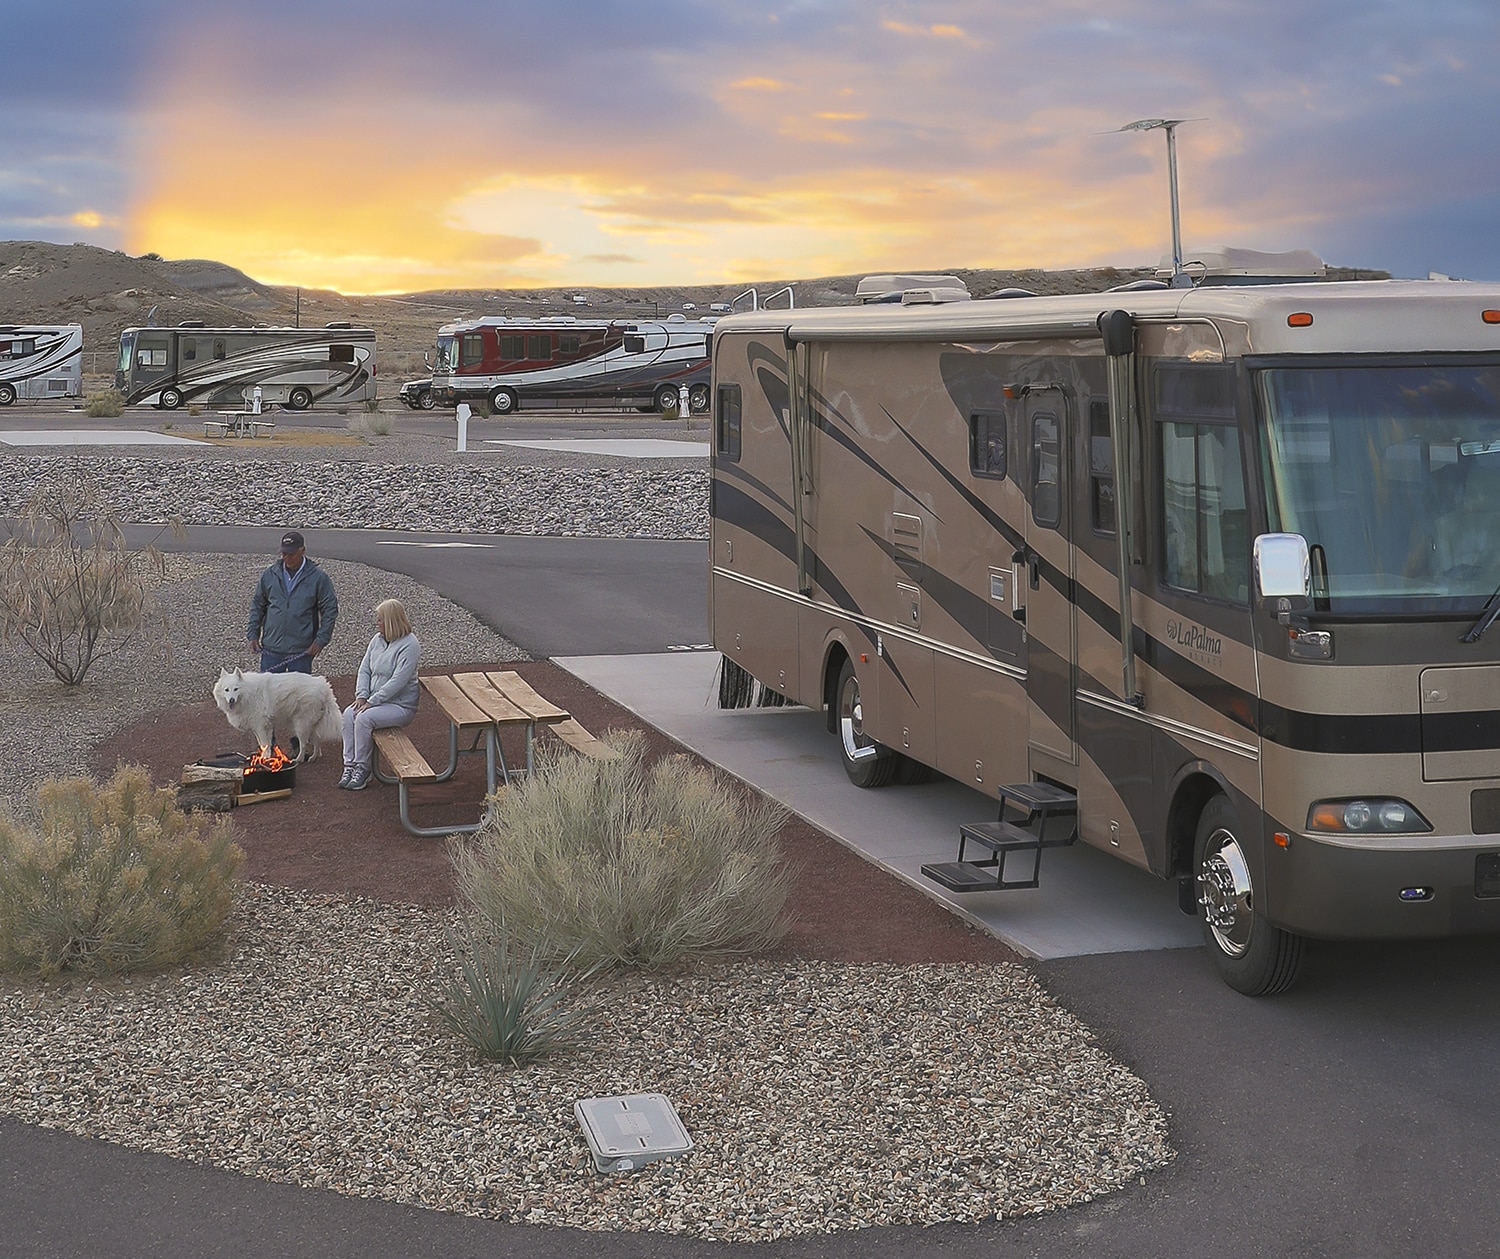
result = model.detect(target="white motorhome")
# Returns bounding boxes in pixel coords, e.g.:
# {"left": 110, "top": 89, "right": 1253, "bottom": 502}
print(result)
{"left": 710, "top": 258, "right": 1500, "bottom": 995}
{"left": 115, "top": 322, "right": 376, "bottom": 410}
{"left": 0, "top": 324, "right": 83, "bottom": 405}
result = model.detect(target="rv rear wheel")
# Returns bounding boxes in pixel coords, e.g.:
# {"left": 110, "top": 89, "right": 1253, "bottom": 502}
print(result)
{"left": 287, "top": 387, "right": 313, "bottom": 411}
{"left": 656, "top": 384, "right": 680, "bottom": 414}
{"left": 159, "top": 387, "right": 183, "bottom": 410}
{"left": 689, "top": 383, "right": 710, "bottom": 413}
{"left": 490, "top": 387, "right": 518, "bottom": 414}
{"left": 835, "top": 658, "right": 897, "bottom": 788}
{"left": 1193, "top": 793, "right": 1304, "bottom": 996}
{"left": 0, "top": 383, "right": 15, "bottom": 406}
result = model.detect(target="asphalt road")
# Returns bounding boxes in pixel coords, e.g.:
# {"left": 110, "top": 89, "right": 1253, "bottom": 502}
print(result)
{"left": 4, "top": 509, "right": 1500, "bottom": 1257}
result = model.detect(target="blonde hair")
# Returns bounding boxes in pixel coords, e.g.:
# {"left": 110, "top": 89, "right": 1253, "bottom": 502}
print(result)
{"left": 376, "top": 598, "right": 412, "bottom": 641}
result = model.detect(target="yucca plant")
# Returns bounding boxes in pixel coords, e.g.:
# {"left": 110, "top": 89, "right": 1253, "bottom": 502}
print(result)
{"left": 0, "top": 765, "right": 244, "bottom": 977}
{"left": 433, "top": 926, "right": 600, "bottom": 1065}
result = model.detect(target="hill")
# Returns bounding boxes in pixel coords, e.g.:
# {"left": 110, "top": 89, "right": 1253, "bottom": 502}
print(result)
{"left": 0, "top": 240, "right": 1388, "bottom": 389}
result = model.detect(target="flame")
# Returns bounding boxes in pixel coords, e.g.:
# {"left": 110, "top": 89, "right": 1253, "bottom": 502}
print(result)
{"left": 245, "top": 747, "right": 293, "bottom": 774}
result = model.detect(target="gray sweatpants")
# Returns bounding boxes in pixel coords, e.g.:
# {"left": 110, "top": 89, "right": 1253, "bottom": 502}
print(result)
{"left": 342, "top": 701, "right": 417, "bottom": 769}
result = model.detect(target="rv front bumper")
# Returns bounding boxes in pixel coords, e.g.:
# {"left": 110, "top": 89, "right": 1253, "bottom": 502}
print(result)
{"left": 1265, "top": 829, "right": 1500, "bottom": 939}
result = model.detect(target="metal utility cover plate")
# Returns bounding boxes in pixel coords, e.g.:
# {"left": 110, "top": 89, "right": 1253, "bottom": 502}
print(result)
{"left": 575, "top": 1093, "right": 693, "bottom": 1174}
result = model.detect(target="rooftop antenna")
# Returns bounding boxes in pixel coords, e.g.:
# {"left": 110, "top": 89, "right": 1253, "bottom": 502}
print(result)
{"left": 1114, "top": 117, "right": 1205, "bottom": 288}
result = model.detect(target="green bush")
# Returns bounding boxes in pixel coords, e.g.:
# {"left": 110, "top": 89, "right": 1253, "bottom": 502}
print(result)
{"left": 83, "top": 389, "right": 125, "bottom": 418}
{"left": 0, "top": 765, "right": 244, "bottom": 978}
{"left": 451, "top": 733, "right": 791, "bottom": 970}
{"left": 432, "top": 926, "right": 599, "bottom": 1064}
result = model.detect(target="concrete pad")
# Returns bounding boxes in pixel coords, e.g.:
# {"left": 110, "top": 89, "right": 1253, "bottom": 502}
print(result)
{"left": 557, "top": 650, "right": 1201, "bottom": 961}
{"left": 0, "top": 429, "right": 206, "bottom": 446}
{"left": 489, "top": 438, "right": 708, "bottom": 458}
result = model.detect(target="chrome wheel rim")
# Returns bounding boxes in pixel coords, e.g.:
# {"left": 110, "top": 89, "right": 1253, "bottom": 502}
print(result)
{"left": 1197, "top": 828, "right": 1254, "bottom": 957}
{"left": 838, "top": 672, "right": 877, "bottom": 762}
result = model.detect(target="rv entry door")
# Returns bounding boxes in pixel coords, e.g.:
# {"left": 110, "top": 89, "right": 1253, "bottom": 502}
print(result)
{"left": 1021, "top": 388, "right": 1077, "bottom": 764}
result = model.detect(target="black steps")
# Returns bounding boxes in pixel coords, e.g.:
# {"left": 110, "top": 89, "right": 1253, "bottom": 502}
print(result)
{"left": 921, "top": 781, "right": 1078, "bottom": 893}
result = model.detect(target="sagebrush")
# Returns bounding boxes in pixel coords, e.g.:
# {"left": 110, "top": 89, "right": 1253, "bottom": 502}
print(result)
{"left": 432, "top": 926, "right": 599, "bottom": 1065}
{"left": 82, "top": 389, "right": 124, "bottom": 418}
{"left": 0, "top": 474, "right": 179, "bottom": 685}
{"left": 0, "top": 765, "right": 244, "bottom": 977}
{"left": 451, "top": 732, "right": 791, "bottom": 970}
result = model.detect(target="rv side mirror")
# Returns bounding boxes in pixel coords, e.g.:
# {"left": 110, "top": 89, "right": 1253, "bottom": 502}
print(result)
{"left": 1254, "top": 533, "right": 1311, "bottom": 601}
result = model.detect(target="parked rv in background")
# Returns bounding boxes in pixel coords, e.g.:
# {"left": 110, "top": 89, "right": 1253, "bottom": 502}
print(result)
{"left": 0, "top": 324, "right": 82, "bottom": 405}
{"left": 710, "top": 254, "right": 1500, "bottom": 995}
{"left": 115, "top": 323, "right": 376, "bottom": 410}
{"left": 429, "top": 314, "right": 714, "bottom": 414}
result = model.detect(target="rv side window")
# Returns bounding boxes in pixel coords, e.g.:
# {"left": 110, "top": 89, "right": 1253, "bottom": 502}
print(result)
{"left": 212, "top": 339, "right": 226, "bottom": 360}
{"left": 1160, "top": 420, "right": 1249, "bottom": 603}
{"left": 138, "top": 347, "right": 168, "bottom": 368}
{"left": 0, "top": 342, "right": 11, "bottom": 359}
{"left": 6, "top": 338, "right": 37, "bottom": 358}
{"left": 527, "top": 334, "right": 550, "bottom": 359}
{"left": 716, "top": 384, "right": 742, "bottom": 462}
{"left": 1031, "top": 411, "right": 1061, "bottom": 528}
{"left": 499, "top": 335, "right": 524, "bottom": 360}
{"left": 329, "top": 344, "right": 355, "bottom": 363}
{"left": 1089, "top": 397, "right": 1116, "bottom": 534}
{"left": 182, "top": 339, "right": 196, "bottom": 361}
{"left": 623, "top": 335, "right": 646, "bottom": 354}
{"left": 558, "top": 336, "right": 581, "bottom": 356}
{"left": 462, "top": 334, "right": 485, "bottom": 366}
{"left": 968, "top": 411, "right": 1006, "bottom": 479}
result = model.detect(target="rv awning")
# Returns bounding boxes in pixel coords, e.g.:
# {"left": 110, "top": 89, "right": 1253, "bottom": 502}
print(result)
{"left": 783, "top": 315, "right": 1108, "bottom": 343}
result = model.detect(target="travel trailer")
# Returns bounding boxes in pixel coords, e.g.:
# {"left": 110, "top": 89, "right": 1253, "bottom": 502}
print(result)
{"left": 708, "top": 258, "right": 1500, "bottom": 994}
{"left": 0, "top": 324, "right": 82, "bottom": 405}
{"left": 115, "top": 323, "right": 376, "bottom": 410}
{"left": 429, "top": 314, "right": 714, "bottom": 414}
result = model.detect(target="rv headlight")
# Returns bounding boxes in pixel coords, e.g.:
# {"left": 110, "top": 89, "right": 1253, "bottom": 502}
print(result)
{"left": 1306, "top": 799, "right": 1432, "bottom": 834}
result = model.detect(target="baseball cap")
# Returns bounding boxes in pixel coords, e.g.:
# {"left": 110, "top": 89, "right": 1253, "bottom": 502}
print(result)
{"left": 279, "top": 530, "right": 306, "bottom": 553}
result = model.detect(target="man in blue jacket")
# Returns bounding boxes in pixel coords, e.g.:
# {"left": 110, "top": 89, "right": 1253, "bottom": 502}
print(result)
{"left": 246, "top": 530, "right": 339, "bottom": 674}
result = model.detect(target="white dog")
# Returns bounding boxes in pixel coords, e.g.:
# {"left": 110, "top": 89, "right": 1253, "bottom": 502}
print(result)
{"left": 212, "top": 667, "right": 341, "bottom": 764}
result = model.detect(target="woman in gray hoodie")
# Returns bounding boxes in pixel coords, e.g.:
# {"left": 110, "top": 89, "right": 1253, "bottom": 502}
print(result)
{"left": 340, "top": 599, "right": 420, "bottom": 790}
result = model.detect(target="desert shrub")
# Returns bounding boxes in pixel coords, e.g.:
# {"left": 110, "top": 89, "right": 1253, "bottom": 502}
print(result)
{"left": 364, "top": 396, "right": 382, "bottom": 413}
{"left": 432, "top": 926, "right": 599, "bottom": 1065}
{"left": 362, "top": 412, "right": 393, "bottom": 437}
{"left": 82, "top": 389, "right": 125, "bottom": 418}
{"left": 452, "top": 733, "right": 791, "bottom": 970}
{"left": 0, "top": 765, "right": 244, "bottom": 978}
{"left": 0, "top": 474, "right": 179, "bottom": 685}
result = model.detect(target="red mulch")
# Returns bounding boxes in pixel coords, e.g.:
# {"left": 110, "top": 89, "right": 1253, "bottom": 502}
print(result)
{"left": 90, "top": 661, "right": 1018, "bottom": 965}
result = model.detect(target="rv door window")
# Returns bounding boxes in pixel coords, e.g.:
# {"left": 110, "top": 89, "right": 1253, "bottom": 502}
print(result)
{"left": 213, "top": 339, "right": 226, "bottom": 360}
{"left": 182, "top": 339, "right": 197, "bottom": 361}
{"left": 968, "top": 411, "right": 1007, "bottom": 479}
{"left": 716, "top": 384, "right": 742, "bottom": 461}
{"left": 1031, "top": 411, "right": 1061, "bottom": 528}
{"left": 1089, "top": 397, "right": 1116, "bottom": 534}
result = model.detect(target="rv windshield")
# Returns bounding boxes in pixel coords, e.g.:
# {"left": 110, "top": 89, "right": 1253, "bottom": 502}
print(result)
{"left": 1259, "top": 360, "right": 1500, "bottom": 614}
{"left": 435, "top": 336, "right": 456, "bottom": 372}
{"left": 117, "top": 333, "right": 134, "bottom": 376}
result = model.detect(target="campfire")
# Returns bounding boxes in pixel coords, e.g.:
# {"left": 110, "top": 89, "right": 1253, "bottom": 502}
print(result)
{"left": 177, "top": 748, "right": 297, "bottom": 813}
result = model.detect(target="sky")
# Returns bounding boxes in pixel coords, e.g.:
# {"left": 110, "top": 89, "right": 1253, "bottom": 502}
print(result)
{"left": 3, "top": 0, "right": 1498, "bottom": 294}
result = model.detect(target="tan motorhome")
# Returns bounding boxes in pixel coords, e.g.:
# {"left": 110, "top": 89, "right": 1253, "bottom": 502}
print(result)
{"left": 708, "top": 263, "right": 1500, "bottom": 994}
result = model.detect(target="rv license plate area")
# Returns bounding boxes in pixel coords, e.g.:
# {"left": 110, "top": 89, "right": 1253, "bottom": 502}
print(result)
{"left": 1475, "top": 853, "right": 1500, "bottom": 899}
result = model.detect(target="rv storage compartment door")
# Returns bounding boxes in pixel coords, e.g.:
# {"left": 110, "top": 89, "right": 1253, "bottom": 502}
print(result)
{"left": 1420, "top": 665, "right": 1500, "bottom": 782}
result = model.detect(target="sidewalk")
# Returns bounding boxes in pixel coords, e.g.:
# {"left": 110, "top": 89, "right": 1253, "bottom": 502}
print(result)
{"left": 556, "top": 651, "right": 1200, "bottom": 960}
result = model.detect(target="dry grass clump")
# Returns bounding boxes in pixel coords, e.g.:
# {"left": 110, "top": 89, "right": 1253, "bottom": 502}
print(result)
{"left": 82, "top": 389, "right": 125, "bottom": 418}
{"left": 451, "top": 732, "right": 791, "bottom": 971}
{"left": 0, "top": 765, "right": 244, "bottom": 978}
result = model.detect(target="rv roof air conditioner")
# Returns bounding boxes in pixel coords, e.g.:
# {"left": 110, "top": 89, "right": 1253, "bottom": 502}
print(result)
{"left": 325, "top": 321, "right": 353, "bottom": 328}
{"left": 177, "top": 319, "right": 206, "bottom": 327}
{"left": 1156, "top": 246, "right": 1327, "bottom": 287}
{"left": 855, "top": 274, "right": 972, "bottom": 305}
{"left": 977, "top": 288, "right": 1039, "bottom": 301}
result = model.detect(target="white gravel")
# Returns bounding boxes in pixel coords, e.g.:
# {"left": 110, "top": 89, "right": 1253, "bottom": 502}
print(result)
{"left": 0, "top": 435, "right": 1175, "bottom": 1241}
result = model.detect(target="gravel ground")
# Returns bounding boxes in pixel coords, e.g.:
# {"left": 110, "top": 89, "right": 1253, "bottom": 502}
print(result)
{"left": 0, "top": 885, "right": 1171, "bottom": 1241}
{"left": 0, "top": 439, "right": 1175, "bottom": 1241}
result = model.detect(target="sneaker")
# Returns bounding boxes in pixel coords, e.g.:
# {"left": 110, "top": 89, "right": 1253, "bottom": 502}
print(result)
{"left": 346, "top": 766, "right": 372, "bottom": 792}
{"left": 337, "top": 767, "right": 355, "bottom": 789}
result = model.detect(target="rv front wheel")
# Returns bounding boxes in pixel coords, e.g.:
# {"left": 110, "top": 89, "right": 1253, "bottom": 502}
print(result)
{"left": 835, "top": 658, "right": 897, "bottom": 788}
{"left": 159, "top": 387, "right": 183, "bottom": 410}
{"left": 287, "top": 387, "right": 313, "bottom": 411}
{"left": 0, "top": 383, "right": 14, "bottom": 406}
{"left": 1194, "top": 794, "right": 1304, "bottom": 996}
{"left": 490, "top": 387, "right": 518, "bottom": 414}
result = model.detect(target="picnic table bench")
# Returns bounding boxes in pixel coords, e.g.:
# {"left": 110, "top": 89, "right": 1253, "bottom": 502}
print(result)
{"left": 203, "top": 411, "right": 276, "bottom": 439}
{"left": 371, "top": 671, "right": 609, "bottom": 836}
